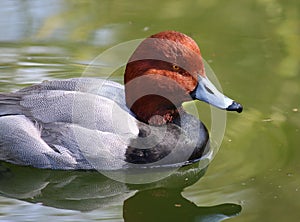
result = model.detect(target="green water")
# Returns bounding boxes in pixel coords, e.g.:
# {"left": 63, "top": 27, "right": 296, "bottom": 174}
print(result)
{"left": 0, "top": 0, "right": 299, "bottom": 221}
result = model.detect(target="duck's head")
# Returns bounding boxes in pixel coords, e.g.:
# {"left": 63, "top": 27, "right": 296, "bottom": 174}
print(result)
{"left": 124, "top": 31, "right": 242, "bottom": 125}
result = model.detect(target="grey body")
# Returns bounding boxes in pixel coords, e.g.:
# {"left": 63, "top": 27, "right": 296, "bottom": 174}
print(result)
{"left": 0, "top": 78, "right": 208, "bottom": 170}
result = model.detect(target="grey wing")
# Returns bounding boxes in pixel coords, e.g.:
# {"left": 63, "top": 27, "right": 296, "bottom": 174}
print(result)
{"left": 18, "top": 78, "right": 129, "bottom": 112}
{"left": 42, "top": 122, "right": 130, "bottom": 170}
{"left": 0, "top": 78, "right": 129, "bottom": 115}
{"left": 20, "top": 90, "right": 138, "bottom": 135}
{"left": 0, "top": 115, "right": 78, "bottom": 169}
{"left": 0, "top": 78, "right": 138, "bottom": 134}
{"left": 0, "top": 78, "right": 139, "bottom": 169}
{"left": 0, "top": 115, "right": 130, "bottom": 169}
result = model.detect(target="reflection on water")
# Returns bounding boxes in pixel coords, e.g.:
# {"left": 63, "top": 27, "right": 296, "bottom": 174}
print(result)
{"left": 0, "top": 0, "right": 300, "bottom": 221}
{"left": 0, "top": 44, "right": 77, "bottom": 91}
{"left": 0, "top": 162, "right": 241, "bottom": 221}
{"left": 0, "top": 1, "right": 61, "bottom": 41}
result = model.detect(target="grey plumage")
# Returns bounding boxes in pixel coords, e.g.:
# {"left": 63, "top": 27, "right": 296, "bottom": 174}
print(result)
{"left": 0, "top": 78, "right": 208, "bottom": 170}
{"left": 0, "top": 78, "right": 139, "bottom": 169}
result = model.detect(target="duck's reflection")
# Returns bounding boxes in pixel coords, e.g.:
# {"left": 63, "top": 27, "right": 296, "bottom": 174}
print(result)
{"left": 0, "top": 162, "right": 241, "bottom": 221}
{"left": 124, "top": 188, "right": 241, "bottom": 222}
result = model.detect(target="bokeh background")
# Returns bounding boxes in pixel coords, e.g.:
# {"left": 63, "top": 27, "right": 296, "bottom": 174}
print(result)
{"left": 0, "top": 0, "right": 299, "bottom": 221}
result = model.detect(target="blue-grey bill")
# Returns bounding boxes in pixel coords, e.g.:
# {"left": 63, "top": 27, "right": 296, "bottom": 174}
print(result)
{"left": 190, "top": 75, "right": 243, "bottom": 113}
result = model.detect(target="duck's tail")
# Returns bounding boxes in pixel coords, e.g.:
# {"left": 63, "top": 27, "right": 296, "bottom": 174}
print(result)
{"left": 0, "top": 93, "right": 23, "bottom": 116}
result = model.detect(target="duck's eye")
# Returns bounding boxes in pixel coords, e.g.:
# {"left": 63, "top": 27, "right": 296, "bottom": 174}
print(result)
{"left": 172, "top": 65, "right": 180, "bottom": 71}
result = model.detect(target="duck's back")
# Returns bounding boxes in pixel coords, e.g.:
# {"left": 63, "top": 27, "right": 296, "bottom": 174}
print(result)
{"left": 0, "top": 78, "right": 139, "bottom": 169}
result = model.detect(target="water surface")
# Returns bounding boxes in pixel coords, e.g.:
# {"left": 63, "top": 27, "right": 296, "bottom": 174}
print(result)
{"left": 0, "top": 0, "right": 300, "bottom": 221}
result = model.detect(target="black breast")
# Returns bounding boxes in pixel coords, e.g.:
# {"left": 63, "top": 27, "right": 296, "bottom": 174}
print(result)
{"left": 125, "top": 112, "right": 209, "bottom": 166}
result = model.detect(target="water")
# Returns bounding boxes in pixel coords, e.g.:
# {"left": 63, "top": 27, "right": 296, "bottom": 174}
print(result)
{"left": 0, "top": 0, "right": 300, "bottom": 221}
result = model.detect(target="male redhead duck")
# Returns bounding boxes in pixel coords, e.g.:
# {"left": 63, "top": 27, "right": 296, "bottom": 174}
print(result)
{"left": 0, "top": 31, "right": 242, "bottom": 170}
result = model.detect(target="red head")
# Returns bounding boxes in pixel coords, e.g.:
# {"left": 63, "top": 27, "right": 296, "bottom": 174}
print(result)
{"left": 124, "top": 31, "right": 242, "bottom": 125}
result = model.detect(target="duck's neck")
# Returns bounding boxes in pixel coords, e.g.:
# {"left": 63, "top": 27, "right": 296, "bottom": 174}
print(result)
{"left": 129, "top": 95, "right": 183, "bottom": 126}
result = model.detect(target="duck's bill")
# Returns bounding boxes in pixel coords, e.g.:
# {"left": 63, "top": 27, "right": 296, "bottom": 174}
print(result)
{"left": 190, "top": 75, "right": 243, "bottom": 113}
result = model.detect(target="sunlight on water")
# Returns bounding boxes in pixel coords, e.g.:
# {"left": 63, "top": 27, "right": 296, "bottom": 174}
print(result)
{"left": 0, "top": 0, "right": 299, "bottom": 221}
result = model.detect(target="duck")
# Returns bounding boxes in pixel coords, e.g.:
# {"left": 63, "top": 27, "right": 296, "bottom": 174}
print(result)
{"left": 0, "top": 31, "right": 242, "bottom": 170}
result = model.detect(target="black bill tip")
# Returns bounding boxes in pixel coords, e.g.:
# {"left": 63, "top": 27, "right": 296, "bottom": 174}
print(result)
{"left": 226, "top": 101, "right": 243, "bottom": 113}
